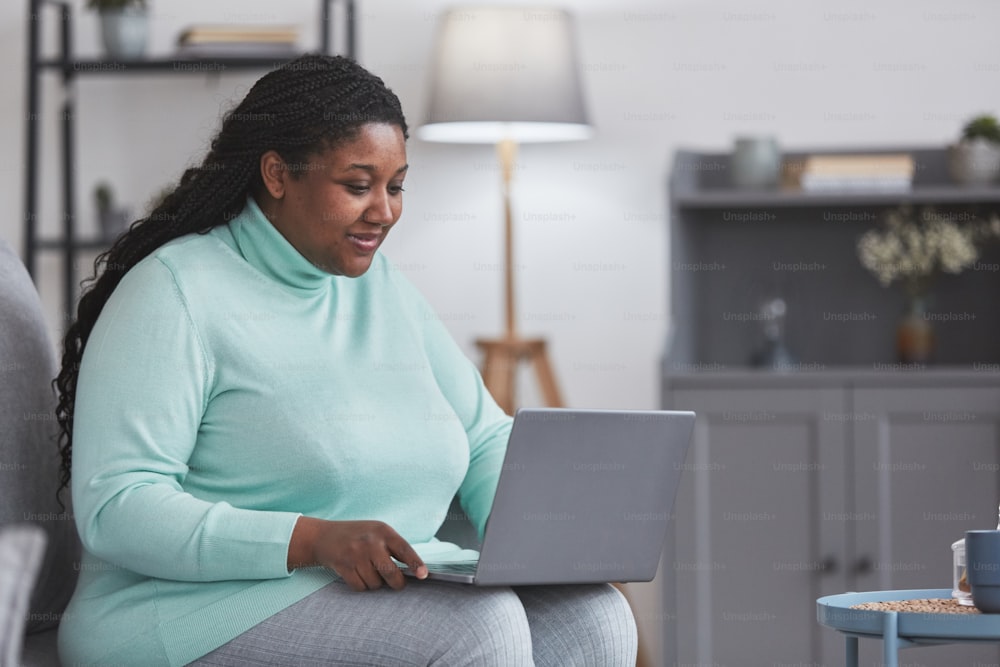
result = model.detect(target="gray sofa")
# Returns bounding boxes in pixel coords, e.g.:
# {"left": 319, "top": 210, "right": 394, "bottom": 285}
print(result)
{"left": 0, "top": 238, "right": 79, "bottom": 667}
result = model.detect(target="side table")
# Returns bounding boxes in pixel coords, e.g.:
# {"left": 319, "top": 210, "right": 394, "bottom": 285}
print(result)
{"left": 817, "top": 588, "right": 1000, "bottom": 667}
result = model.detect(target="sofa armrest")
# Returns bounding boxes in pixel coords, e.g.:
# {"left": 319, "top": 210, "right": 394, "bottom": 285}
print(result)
{"left": 0, "top": 524, "right": 48, "bottom": 667}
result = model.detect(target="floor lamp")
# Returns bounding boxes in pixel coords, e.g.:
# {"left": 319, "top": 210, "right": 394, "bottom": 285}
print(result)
{"left": 418, "top": 7, "right": 592, "bottom": 416}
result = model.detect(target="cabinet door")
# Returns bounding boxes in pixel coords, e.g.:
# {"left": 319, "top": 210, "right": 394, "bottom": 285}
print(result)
{"left": 665, "top": 387, "right": 848, "bottom": 667}
{"left": 853, "top": 385, "right": 1000, "bottom": 665}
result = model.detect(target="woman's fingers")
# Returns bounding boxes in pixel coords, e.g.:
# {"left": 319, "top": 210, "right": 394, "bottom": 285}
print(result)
{"left": 310, "top": 520, "right": 425, "bottom": 591}
{"left": 386, "top": 532, "right": 427, "bottom": 582}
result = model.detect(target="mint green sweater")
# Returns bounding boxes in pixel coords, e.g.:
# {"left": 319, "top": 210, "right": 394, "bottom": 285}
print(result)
{"left": 57, "top": 198, "right": 512, "bottom": 667}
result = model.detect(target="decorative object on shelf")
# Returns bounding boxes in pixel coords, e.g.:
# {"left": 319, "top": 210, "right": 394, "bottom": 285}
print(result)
{"left": 749, "top": 297, "right": 796, "bottom": 370}
{"left": 857, "top": 205, "right": 1000, "bottom": 363}
{"left": 799, "top": 153, "right": 914, "bottom": 192}
{"left": 949, "top": 114, "right": 1000, "bottom": 186}
{"left": 418, "top": 6, "right": 592, "bottom": 416}
{"left": 93, "top": 182, "right": 130, "bottom": 241}
{"left": 731, "top": 136, "right": 781, "bottom": 189}
{"left": 895, "top": 294, "right": 934, "bottom": 364}
{"left": 87, "top": 0, "right": 149, "bottom": 60}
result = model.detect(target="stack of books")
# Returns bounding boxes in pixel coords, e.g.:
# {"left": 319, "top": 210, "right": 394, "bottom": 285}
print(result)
{"left": 176, "top": 25, "right": 299, "bottom": 58}
{"left": 799, "top": 153, "right": 915, "bottom": 192}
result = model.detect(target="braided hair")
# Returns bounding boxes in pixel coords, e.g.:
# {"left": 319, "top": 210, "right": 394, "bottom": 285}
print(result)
{"left": 54, "top": 54, "right": 408, "bottom": 501}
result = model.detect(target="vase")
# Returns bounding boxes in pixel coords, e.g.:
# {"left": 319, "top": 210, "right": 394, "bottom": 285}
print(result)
{"left": 895, "top": 296, "right": 933, "bottom": 364}
{"left": 99, "top": 7, "right": 149, "bottom": 60}
{"left": 731, "top": 136, "right": 781, "bottom": 189}
{"left": 948, "top": 139, "right": 1000, "bottom": 186}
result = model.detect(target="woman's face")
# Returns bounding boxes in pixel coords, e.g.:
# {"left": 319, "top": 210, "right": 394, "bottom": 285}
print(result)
{"left": 257, "top": 122, "right": 408, "bottom": 278}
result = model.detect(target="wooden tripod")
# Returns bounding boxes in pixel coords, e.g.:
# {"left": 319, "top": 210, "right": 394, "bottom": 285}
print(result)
{"left": 474, "top": 139, "right": 564, "bottom": 415}
{"left": 475, "top": 140, "right": 651, "bottom": 667}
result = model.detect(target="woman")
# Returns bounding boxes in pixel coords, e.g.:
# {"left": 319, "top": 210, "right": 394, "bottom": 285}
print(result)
{"left": 54, "top": 54, "right": 636, "bottom": 666}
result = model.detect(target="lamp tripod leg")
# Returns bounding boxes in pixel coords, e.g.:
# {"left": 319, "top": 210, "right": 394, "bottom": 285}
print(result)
{"left": 529, "top": 343, "right": 563, "bottom": 408}
{"left": 480, "top": 344, "right": 517, "bottom": 415}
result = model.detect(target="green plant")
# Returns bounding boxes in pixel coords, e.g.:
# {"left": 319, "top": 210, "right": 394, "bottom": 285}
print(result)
{"left": 93, "top": 182, "right": 114, "bottom": 213}
{"left": 962, "top": 114, "right": 1000, "bottom": 144}
{"left": 86, "top": 0, "right": 146, "bottom": 10}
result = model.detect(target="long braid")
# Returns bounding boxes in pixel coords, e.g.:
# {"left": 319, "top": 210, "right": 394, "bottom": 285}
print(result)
{"left": 54, "top": 54, "right": 408, "bottom": 502}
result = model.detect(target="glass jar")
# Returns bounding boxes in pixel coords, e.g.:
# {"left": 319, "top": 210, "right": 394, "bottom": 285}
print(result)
{"left": 953, "top": 538, "right": 975, "bottom": 606}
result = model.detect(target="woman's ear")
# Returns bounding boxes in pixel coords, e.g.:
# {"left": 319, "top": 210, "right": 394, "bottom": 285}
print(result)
{"left": 259, "top": 150, "right": 288, "bottom": 200}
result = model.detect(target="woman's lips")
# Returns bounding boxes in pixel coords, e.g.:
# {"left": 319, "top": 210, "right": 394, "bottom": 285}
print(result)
{"left": 347, "top": 233, "right": 380, "bottom": 253}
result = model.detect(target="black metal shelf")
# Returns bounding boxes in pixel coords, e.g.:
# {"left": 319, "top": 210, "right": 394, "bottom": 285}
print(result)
{"left": 37, "top": 55, "right": 316, "bottom": 72}
{"left": 36, "top": 238, "right": 110, "bottom": 252}
{"left": 23, "top": 0, "right": 355, "bottom": 323}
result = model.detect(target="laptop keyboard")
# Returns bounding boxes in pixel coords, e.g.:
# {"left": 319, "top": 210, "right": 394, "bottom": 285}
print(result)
{"left": 425, "top": 560, "right": 479, "bottom": 575}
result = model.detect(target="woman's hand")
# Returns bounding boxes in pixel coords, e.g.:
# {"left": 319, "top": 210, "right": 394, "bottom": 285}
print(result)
{"left": 288, "top": 516, "right": 428, "bottom": 591}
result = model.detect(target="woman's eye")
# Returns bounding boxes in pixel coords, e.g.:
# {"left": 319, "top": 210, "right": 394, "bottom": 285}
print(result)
{"left": 389, "top": 185, "right": 406, "bottom": 195}
{"left": 347, "top": 184, "right": 370, "bottom": 194}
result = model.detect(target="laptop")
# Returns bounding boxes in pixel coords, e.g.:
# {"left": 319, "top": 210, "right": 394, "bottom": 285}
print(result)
{"left": 403, "top": 407, "right": 695, "bottom": 586}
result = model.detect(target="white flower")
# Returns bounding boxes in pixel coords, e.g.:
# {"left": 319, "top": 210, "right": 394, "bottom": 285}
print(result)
{"left": 856, "top": 207, "right": 997, "bottom": 290}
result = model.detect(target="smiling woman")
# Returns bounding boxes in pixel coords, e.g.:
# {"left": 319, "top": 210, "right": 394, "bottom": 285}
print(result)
{"left": 256, "top": 123, "right": 408, "bottom": 277}
{"left": 52, "top": 54, "right": 636, "bottom": 666}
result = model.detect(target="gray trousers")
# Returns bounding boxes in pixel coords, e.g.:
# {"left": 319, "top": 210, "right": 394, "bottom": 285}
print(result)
{"left": 188, "top": 579, "right": 637, "bottom": 666}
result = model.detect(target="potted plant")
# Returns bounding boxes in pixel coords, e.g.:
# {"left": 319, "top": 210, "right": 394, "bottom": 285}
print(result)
{"left": 949, "top": 113, "right": 1000, "bottom": 186}
{"left": 857, "top": 205, "right": 1000, "bottom": 362}
{"left": 87, "top": 0, "right": 149, "bottom": 60}
{"left": 93, "top": 181, "right": 131, "bottom": 241}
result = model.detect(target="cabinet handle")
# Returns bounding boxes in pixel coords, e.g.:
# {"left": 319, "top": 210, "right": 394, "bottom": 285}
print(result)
{"left": 852, "top": 556, "right": 873, "bottom": 575}
{"left": 820, "top": 555, "right": 838, "bottom": 574}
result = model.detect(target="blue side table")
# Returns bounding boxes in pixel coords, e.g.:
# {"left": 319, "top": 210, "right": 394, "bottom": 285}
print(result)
{"left": 817, "top": 589, "right": 1000, "bottom": 667}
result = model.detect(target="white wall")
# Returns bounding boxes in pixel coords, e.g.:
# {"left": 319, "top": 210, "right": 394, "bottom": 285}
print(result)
{"left": 3, "top": 1, "right": 1000, "bottom": 665}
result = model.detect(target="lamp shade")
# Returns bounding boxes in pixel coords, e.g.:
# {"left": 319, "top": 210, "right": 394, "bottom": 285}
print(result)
{"left": 418, "top": 7, "right": 592, "bottom": 144}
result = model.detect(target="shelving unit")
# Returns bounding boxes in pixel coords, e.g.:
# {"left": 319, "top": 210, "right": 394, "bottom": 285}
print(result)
{"left": 23, "top": 0, "right": 356, "bottom": 321}
{"left": 666, "top": 146, "right": 1000, "bottom": 370}
{"left": 663, "top": 145, "right": 1000, "bottom": 667}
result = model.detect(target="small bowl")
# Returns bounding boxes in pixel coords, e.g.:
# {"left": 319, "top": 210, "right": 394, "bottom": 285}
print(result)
{"left": 971, "top": 583, "right": 1000, "bottom": 613}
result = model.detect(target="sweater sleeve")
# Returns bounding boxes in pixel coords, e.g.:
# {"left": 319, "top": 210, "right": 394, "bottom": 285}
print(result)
{"left": 389, "top": 269, "right": 512, "bottom": 540}
{"left": 71, "top": 258, "right": 300, "bottom": 582}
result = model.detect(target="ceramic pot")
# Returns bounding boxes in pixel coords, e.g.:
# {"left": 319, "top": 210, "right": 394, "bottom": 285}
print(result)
{"left": 731, "top": 136, "right": 781, "bottom": 189}
{"left": 948, "top": 139, "right": 1000, "bottom": 186}
{"left": 99, "top": 7, "right": 149, "bottom": 60}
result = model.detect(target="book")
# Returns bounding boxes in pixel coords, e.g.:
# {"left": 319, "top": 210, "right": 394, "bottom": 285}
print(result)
{"left": 175, "top": 25, "right": 299, "bottom": 60}
{"left": 178, "top": 25, "right": 299, "bottom": 45}
{"left": 799, "top": 153, "right": 915, "bottom": 192}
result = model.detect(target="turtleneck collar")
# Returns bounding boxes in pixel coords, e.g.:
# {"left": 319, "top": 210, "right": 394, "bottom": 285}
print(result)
{"left": 228, "top": 196, "right": 331, "bottom": 293}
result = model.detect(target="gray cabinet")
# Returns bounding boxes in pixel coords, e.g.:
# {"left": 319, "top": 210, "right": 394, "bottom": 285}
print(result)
{"left": 663, "top": 371, "right": 1000, "bottom": 667}
{"left": 662, "top": 146, "right": 1000, "bottom": 666}
{"left": 666, "top": 382, "right": 848, "bottom": 666}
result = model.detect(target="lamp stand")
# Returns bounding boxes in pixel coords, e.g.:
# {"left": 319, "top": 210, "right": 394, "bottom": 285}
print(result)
{"left": 474, "top": 145, "right": 652, "bottom": 667}
{"left": 475, "top": 139, "right": 563, "bottom": 415}
{"left": 475, "top": 147, "right": 650, "bottom": 667}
